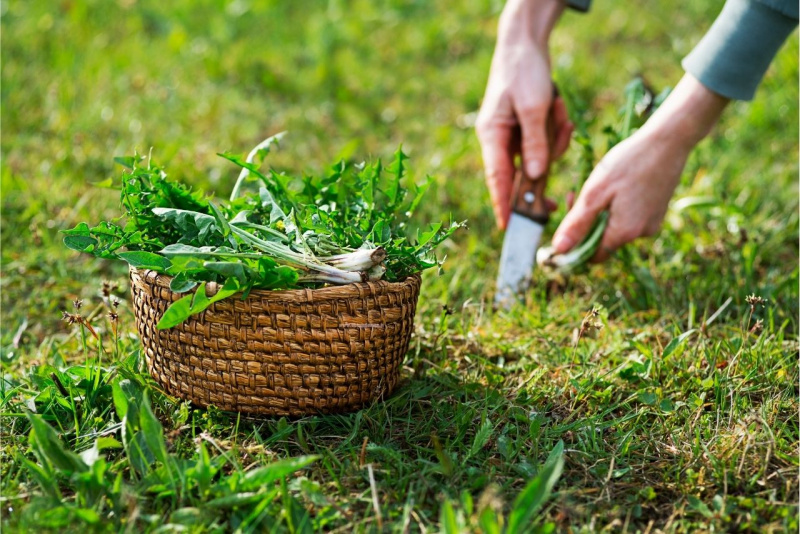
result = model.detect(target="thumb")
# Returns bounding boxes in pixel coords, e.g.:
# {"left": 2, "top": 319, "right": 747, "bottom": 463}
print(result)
{"left": 518, "top": 104, "right": 550, "bottom": 179}
{"left": 552, "top": 182, "right": 609, "bottom": 254}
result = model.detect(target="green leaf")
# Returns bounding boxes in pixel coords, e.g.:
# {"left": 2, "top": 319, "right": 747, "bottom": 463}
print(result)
{"left": 439, "top": 500, "right": 459, "bottom": 534}
{"left": 117, "top": 251, "right": 172, "bottom": 271}
{"left": 240, "top": 455, "right": 319, "bottom": 491}
{"left": 96, "top": 436, "right": 123, "bottom": 450}
{"left": 663, "top": 329, "right": 697, "bottom": 358}
{"left": 687, "top": 495, "right": 713, "bottom": 518}
{"left": 259, "top": 187, "right": 287, "bottom": 223}
{"left": 506, "top": 441, "right": 565, "bottom": 534}
{"left": 205, "top": 492, "right": 265, "bottom": 509}
{"left": 190, "top": 442, "right": 216, "bottom": 495}
{"left": 26, "top": 413, "right": 88, "bottom": 474}
{"left": 156, "top": 292, "right": 193, "bottom": 330}
{"left": 225, "top": 132, "right": 286, "bottom": 201}
{"left": 113, "top": 156, "right": 138, "bottom": 169}
{"left": 189, "top": 282, "right": 211, "bottom": 315}
{"left": 169, "top": 272, "right": 199, "bottom": 293}
{"left": 659, "top": 398, "right": 675, "bottom": 412}
{"left": 203, "top": 261, "right": 253, "bottom": 284}
{"left": 127, "top": 429, "right": 155, "bottom": 476}
{"left": 73, "top": 508, "right": 100, "bottom": 524}
{"left": 157, "top": 278, "right": 240, "bottom": 329}
{"left": 64, "top": 234, "right": 98, "bottom": 252}
{"left": 151, "top": 208, "right": 220, "bottom": 245}
{"left": 161, "top": 244, "right": 240, "bottom": 259}
{"left": 139, "top": 396, "right": 170, "bottom": 468}
{"left": 208, "top": 201, "right": 231, "bottom": 237}
{"left": 469, "top": 418, "right": 493, "bottom": 459}
{"left": 111, "top": 378, "right": 138, "bottom": 420}
{"left": 418, "top": 223, "right": 442, "bottom": 247}
{"left": 383, "top": 147, "right": 407, "bottom": 206}
{"left": 638, "top": 391, "right": 658, "bottom": 405}
{"left": 21, "top": 457, "right": 57, "bottom": 496}
{"left": 478, "top": 507, "right": 502, "bottom": 534}
{"left": 90, "top": 177, "right": 117, "bottom": 189}
{"left": 407, "top": 176, "right": 433, "bottom": 217}
{"left": 63, "top": 221, "right": 147, "bottom": 259}
{"left": 169, "top": 507, "right": 206, "bottom": 525}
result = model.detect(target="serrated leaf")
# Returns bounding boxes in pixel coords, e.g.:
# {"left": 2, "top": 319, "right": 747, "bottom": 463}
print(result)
{"left": 469, "top": 419, "right": 493, "bottom": 458}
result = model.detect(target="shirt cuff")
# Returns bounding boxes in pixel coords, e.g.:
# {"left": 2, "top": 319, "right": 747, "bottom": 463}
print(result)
{"left": 565, "top": 0, "right": 590, "bottom": 13}
{"left": 682, "top": 0, "right": 798, "bottom": 101}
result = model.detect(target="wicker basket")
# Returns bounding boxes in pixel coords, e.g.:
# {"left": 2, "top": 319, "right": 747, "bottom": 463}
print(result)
{"left": 129, "top": 268, "right": 421, "bottom": 416}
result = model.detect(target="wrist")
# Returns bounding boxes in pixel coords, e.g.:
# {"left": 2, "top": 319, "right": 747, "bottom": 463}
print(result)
{"left": 498, "top": 0, "right": 564, "bottom": 48}
{"left": 643, "top": 74, "right": 729, "bottom": 150}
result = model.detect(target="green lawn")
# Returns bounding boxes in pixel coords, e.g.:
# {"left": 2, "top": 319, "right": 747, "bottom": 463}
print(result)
{"left": 2, "top": 1, "right": 798, "bottom": 532}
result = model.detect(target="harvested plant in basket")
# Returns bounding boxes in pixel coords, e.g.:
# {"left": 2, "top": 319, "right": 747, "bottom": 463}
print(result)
{"left": 64, "top": 135, "right": 464, "bottom": 328}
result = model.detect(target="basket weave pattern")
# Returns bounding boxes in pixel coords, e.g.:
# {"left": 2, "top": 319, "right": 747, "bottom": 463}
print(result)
{"left": 130, "top": 269, "right": 420, "bottom": 416}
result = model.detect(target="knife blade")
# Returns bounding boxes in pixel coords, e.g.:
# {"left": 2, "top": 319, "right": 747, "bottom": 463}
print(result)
{"left": 494, "top": 103, "right": 558, "bottom": 309}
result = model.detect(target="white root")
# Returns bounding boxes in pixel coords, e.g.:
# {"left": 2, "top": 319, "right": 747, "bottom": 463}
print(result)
{"left": 367, "top": 264, "right": 386, "bottom": 281}
{"left": 325, "top": 247, "right": 386, "bottom": 272}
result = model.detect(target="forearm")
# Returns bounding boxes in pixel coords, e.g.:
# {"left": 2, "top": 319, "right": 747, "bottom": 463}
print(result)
{"left": 498, "top": 0, "right": 565, "bottom": 48}
{"left": 639, "top": 73, "right": 729, "bottom": 150}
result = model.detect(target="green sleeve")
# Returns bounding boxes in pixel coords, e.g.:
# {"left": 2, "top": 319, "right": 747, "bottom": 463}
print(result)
{"left": 682, "top": 0, "right": 798, "bottom": 101}
{"left": 565, "top": 0, "right": 591, "bottom": 12}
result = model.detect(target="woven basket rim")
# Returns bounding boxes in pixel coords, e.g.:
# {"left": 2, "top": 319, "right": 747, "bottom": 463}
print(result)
{"left": 130, "top": 267, "right": 421, "bottom": 303}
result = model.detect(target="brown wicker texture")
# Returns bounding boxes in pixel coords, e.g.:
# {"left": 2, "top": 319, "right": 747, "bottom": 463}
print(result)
{"left": 130, "top": 268, "right": 421, "bottom": 416}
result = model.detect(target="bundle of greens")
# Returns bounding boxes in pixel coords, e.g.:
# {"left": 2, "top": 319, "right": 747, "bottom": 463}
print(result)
{"left": 536, "top": 78, "right": 670, "bottom": 274}
{"left": 64, "top": 135, "right": 464, "bottom": 328}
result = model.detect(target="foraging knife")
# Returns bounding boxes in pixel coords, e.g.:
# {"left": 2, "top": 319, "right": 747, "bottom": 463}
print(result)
{"left": 494, "top": 103, "right": 558, "bottom": 308}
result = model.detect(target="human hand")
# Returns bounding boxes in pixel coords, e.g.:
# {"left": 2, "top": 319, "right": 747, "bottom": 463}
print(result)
{"left": 551, "top": 130, "right": 690, "bottom": 262}
{"left": 552, "top": 74, "right": 729, "bottom": 261}
{"left": 476, "top": 0, "right": 573, "bottom": 229}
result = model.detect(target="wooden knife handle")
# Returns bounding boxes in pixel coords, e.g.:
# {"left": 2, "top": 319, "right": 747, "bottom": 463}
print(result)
{"left": 511, "top": 105, "right": 558, "bottom": 224}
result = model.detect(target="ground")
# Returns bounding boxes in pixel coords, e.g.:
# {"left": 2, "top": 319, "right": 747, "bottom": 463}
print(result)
{"left": 1, "top": 1, "right": 798, "bottom": 532}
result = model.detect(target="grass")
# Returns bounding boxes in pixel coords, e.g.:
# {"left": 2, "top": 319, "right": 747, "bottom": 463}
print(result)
{"left": 1, "top": 0, "right": 798, "bottom": 532}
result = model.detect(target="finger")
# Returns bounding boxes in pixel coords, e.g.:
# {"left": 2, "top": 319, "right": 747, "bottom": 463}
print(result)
{"left": 552, "top": 175, "right": 611, "bottom": 254}
{"left": 590, "top": 244, "right": 616, "bottom": 263}
{"left": 553, "top": 95, "right": 568, "bottom": 121}
{"left": 477, "top": 125, "right": 516, "bottom": 229}
{"left": 516, "top": 103, "right": 550, "bottom": 179}
{"left": 566, "top": 190, "right": 575, "bottom": 211}
{"left": 552, "top": 120, "right": 573, "bottom": 160}
{"left": 591, "top": 215, "right": 638, "bottom": 263}
{"left": 591, "top": 228, "right": 624, "bottom": 263}
{"left": 551, "top": 97, "right": 572, "bottom": 159}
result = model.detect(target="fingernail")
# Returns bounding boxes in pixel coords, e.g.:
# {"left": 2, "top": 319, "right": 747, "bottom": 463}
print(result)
{"left": 526, "top": 160, "right": 543, "bottom": 179}
{"left": 552, "top": 234, "right": 574, "bottom": 253}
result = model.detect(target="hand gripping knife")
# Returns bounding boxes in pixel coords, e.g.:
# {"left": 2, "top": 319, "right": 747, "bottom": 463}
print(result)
{"left": 494, "top": 97, "right": 558, "bottom": 309}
